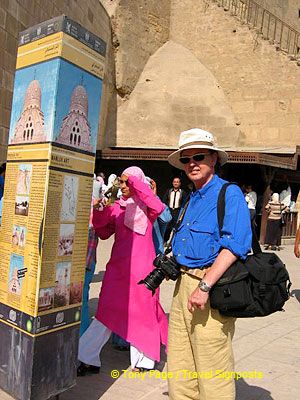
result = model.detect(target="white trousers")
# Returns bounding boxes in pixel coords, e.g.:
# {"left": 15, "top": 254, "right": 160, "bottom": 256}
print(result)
{"left": 78, "top": 319, "right": 155, "bottom": 369}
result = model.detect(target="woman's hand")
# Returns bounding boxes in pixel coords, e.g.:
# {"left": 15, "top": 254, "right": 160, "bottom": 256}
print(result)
{"left": 150, "top": 179, "right": 157, "bottom": 195}
{"left": 93, "top": 197, "right": 107, "bottom": 210}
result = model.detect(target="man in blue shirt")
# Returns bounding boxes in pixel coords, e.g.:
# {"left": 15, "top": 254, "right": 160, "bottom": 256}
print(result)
{"left": 167, "top": 128, "right": 252, "bottom": 400}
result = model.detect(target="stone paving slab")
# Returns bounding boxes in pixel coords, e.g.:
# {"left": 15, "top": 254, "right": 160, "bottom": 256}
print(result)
{"left": 0, "top": 239, "right": 299, "bottom": 399}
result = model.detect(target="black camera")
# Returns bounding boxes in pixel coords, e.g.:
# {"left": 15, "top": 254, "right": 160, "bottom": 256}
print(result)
{"left": 138, "top": 254, "right": 181, "bottom": 294}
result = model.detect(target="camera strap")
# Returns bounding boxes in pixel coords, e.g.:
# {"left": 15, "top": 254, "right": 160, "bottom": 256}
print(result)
{"left": 165, "top": 196, "right": 190, "bottom": 254}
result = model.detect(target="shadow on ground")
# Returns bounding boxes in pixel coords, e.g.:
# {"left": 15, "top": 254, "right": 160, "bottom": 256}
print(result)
{"left": 60, "top": 339, "right": 130, "bottom": 400}
{"left": 92, "top": 271, "right": 105, "bottom": 283}
{"left": 60, "top": 333, "right": 167, "bottom": 400}
{"left": 236, "top": 378, "right": 274, "bottom": 399}
{"left": 290, "top": 289, "right": 300, "bottom": 303}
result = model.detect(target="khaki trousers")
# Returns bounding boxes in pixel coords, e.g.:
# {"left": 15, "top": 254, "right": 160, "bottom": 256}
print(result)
{"left": 168, "top": 271, "right": 236, "bottom": 400}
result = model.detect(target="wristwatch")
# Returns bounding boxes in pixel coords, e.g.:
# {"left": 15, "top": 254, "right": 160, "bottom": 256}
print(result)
{"left": 198, "top": 280, "right": 212, "bottom": 293}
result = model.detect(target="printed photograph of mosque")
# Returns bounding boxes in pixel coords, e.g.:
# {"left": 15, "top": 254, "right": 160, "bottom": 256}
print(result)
{"left": 8, "top": 254, "right": 25, "bottom": 296}
{"left": 58, "top": 223, "right": 75, "bottom": 256}
{"left": 54, "top": 261, "right": 71, "bottom": 307}
{"left": 38, "top": 287, "right": 54, "bottom": 312}
{"left": 8, "top": 59, "right": 59, "bottom": 144}
{"left": 53, "top": 59, "right": 102, "bottom": 153}
{"left": 69, "top": 281, "right": 83, "bottom": 305}
{"left": 8, "top": 58, "right": 102, "bottom": 153}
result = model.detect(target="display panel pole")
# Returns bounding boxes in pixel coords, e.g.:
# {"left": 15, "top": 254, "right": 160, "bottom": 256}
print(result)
{"left": 0, "top": 16, "right": 106, "bottom": 400}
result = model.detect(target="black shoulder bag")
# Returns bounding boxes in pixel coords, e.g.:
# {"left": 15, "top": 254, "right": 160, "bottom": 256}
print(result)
{"left": 209, "top": 183, "right": 292, "bottom": 318}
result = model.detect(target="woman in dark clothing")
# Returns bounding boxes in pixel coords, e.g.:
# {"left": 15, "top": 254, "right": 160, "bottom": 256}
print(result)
{"left": 265, "top": 193, "right": 287, "bottom": 251}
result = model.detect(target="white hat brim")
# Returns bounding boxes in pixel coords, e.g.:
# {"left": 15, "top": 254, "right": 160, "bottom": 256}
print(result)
{"left": 168, "top": 144, "right": 228, "bottom": 170}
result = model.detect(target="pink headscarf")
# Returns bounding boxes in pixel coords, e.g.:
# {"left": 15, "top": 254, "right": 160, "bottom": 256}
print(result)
{"left": 119, "top": 166, "right": 148, "bottom": 235}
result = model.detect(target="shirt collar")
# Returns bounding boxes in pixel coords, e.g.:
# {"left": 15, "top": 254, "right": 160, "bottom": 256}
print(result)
{"left": 191, "top": 174, "right": 218, "bottom": 198}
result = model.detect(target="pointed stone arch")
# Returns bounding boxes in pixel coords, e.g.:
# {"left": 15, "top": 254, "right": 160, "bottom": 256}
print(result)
{"left": 116, "top": 40, "right": 240, "bottom": 149}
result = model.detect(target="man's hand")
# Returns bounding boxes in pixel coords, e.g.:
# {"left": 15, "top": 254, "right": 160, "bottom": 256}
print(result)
{"left": 294, "top": 245, "right": 300, "bottom": 258}
{"left": 187, "top": 287, "right": 209, "bottom": 313}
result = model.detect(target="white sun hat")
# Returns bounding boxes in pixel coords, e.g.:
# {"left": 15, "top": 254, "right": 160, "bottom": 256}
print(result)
{"left": 168, "top": 128, "right": 228, "bottom": 170}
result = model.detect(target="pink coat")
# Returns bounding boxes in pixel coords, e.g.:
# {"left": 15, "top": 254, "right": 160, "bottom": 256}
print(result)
{"left": 93, "top": 176, "right": 168, "bottom": 361}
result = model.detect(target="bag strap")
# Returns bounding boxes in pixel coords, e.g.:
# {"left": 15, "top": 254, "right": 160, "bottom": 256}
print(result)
{"left": 217, "top": 182, "right": 262, "bottom": 255}
{"left": 165, "top": 195, "right": 190, "bottom": 254}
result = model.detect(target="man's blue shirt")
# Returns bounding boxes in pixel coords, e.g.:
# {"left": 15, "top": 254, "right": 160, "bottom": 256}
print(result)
{"left": 172, "top": 175, "right": 252, "bottom": 268}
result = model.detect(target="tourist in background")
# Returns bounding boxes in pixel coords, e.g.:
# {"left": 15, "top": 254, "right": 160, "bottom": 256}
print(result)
{"left": 163, "top": 177, "right": 187, "bottom": 242}
{"left": 244, "top": 184, "right": 257, "bottom": 223}
{"left": 265, "top": 193, "right": 287, "bottom": 251}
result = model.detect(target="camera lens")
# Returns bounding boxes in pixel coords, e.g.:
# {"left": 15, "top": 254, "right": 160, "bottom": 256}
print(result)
{"left": 138, "top": 268, "right": 165, "bottom": 293}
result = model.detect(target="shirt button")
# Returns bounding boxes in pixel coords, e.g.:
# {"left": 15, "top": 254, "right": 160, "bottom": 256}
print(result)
{"left": 187, "top": 223, "right": 190, "bottom": 226}
{"left": 182, "top": 238, "right": 186, "bottom": 241}
{"left": 178, "top": 253, "right": 181, "bottom": 256}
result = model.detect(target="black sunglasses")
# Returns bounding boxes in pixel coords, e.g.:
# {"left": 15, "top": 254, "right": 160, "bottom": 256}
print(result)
{"left": 179, "top": 153, "right": 207, "bottom": 164}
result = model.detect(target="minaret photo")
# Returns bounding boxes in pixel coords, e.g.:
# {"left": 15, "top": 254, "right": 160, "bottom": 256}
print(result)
{"left": 56, "top": 84, "right": 92, "bottom": 152}
{"left": 10, "top": 79, "right": 46, "bottom": 144}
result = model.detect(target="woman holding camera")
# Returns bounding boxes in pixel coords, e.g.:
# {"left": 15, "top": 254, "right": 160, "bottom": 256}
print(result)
{"left": 78, "top": 166, "right": 168, "bottom": 374}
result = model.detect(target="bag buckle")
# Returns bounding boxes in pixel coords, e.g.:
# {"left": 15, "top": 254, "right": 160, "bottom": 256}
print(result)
{"left": 258, "top": 284, "right": 266, "bottom": 297}
{"left": 223, "top": 287, "right": 231, "bottom": 298}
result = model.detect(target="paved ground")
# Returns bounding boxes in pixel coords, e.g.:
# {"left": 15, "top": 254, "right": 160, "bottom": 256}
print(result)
{"left": 0, "top": 240, "right": 299, "bottom": 399}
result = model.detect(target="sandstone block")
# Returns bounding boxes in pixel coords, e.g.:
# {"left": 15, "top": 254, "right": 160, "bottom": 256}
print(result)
{"left": 290, "top": 98, "right": 300, "bottom": 112}
{"left": 254, "top": 100, "right": 276, "bottom": 113}
{"left": 5, "top": 12, "right": 18, "bottom": 38}
{"left": 0, "top": 7, "right": 6, "bottom": 29}
{"left": 232, "top": 100, "right": 255, "bottom": 113}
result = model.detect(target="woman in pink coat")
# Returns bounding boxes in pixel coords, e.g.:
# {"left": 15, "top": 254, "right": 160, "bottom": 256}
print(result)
{"left": 78, "top": 166, "right": 168, "bottom": 374}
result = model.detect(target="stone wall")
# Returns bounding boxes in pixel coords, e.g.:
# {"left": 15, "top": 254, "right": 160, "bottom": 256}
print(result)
{"left": 255, "top": 0, "right": 300, "bottom": 31}
{"left": 98, "top": 0, "right": 171, "bottom": 148}
{"left": 0, "top": 0, "right": 111, "bottom": 162}
{"left": 169, "top": 0, "right": 300, "bottom": 150}
{"left": 1, "top": 0, "right": 299, "bottom": 158}
{"left": 110, "top": 0, "right": 171, "bottom": 98}
{"left": 116, "top": 40, "right": 240, "bottom": 149}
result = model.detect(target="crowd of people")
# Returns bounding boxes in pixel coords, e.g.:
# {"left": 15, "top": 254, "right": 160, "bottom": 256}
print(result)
{"left": 76, "top": 129, "right": 246, "bottom": 399}
{"left": 0, "top": 129, "right": 299, "bottom": 399}
{"left": 69, "top": 128, "right": 299, "bottom": 400}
